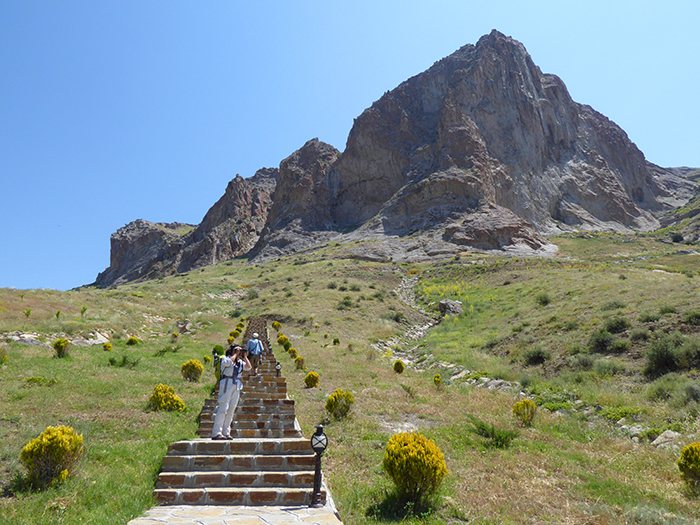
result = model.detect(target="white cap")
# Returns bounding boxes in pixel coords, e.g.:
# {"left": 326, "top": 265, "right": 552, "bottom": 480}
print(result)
{"left": 253, "top": 333, "right": 259, "bottom": 338}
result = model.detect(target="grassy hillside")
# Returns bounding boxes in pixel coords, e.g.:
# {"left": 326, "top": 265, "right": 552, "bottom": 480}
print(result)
{"left": 1, "top": 233, "right": 699, "bottom": 524}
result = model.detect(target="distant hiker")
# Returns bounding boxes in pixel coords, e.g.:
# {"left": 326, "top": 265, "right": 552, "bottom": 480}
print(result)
{"left": 211, "top": 345, "right": 251, "bottom": 440}
{"left": 246, "top": 332, "right": 264, "bottom": 377}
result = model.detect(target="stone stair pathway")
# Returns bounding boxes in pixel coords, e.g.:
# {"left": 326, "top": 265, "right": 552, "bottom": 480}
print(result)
{"left": 127, "top": 318, "right": 342, "bottom": 524}
{"left": 153, "top": 318, "right": 325, "bottom": 506}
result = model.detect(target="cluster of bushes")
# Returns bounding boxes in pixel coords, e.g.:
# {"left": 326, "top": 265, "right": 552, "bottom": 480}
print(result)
{"left": 644, "top": 333, "right": 700, "bottom": 379}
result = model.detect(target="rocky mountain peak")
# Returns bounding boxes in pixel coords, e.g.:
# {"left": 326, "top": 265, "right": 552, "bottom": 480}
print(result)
{"left": 93, "top": 31, "right": 697, "bottom": 287}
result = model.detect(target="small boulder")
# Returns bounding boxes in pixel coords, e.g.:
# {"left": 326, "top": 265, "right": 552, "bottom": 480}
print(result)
{"left": 439, "top": 299, "right": 464, "bottom": 316}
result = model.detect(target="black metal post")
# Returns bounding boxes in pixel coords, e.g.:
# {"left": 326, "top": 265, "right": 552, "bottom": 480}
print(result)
{"left": 309, "top": 424, "right": 327, "bottom": 508}
{"left": 275, "top": 361, "right": 281, "bottom": 377}
{"left": 310, "top": 450, "right": 323, "bottom": 507}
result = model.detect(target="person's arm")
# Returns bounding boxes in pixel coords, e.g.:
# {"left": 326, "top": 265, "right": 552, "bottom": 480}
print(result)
{"left": 241, "top": 354, "right": 252, "bottom": 371}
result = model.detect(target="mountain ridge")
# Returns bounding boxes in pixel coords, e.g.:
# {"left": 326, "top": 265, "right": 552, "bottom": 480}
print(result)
{"left": 91, "top": 30, "right": 697, "bottom": 288}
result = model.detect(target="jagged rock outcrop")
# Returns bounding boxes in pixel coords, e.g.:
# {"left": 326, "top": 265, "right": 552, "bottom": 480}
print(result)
{"left": 328, "top": 30, "right": 693, "bottom": 238}
{"left": 250, "top": 139, "right": 340, "bottom": 259}
{"left": 93, "top": 169, "right": 277, "bottom": 287}
{"left": 93, "top": 30, "right": 697, "bottom": 286}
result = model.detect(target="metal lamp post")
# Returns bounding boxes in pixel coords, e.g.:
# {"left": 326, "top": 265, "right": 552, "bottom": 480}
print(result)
{"left": 275, "top": 361, "right": 281, "bottom": 377}
{"left": 309, "top": 424, "right": 328, "bottom": 507}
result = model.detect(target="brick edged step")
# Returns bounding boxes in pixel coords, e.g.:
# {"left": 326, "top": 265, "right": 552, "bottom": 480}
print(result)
{"left": 153, "top": 487, "right": 326, "bottom": 506}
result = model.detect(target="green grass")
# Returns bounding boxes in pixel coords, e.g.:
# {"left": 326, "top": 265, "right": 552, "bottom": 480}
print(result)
{"left": 1, "top": 235, "right": 700, "bottom": 523}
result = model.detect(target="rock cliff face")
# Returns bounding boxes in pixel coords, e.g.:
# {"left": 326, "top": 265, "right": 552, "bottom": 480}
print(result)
{"left": 93, "top": 30, "right": 697, "bottom": 287}
{"left": 327, "top": 30, "right": 688, "bottom": 236}
{"left": 92, "top": 168, "right": 277, "bottom": 287}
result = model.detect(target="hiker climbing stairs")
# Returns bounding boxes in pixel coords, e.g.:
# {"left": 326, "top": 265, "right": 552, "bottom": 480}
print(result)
{"left": 153, "top": 318, "right": 327, "bottom": 506}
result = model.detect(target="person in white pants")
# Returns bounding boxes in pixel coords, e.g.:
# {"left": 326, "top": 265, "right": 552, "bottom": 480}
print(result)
{"left": 211, "top": 345, "right": 251, "bottom": 440}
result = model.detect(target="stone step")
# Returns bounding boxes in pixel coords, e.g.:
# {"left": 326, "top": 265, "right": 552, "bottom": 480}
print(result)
{"left": 195, "top": 428, "right": 303, "bottom": 439}
{"left": 154, "top": 487, "right": 326, "bottom": 506}
{"left": 166, "top": 438, "right": 314, "bottom": 457}
{"left": 199, "top": 412, "right": 296, "bottom": 423}
{"left": 198, "top": 419, "right": 296, "bottom": 430}
{"left": 156, "top": 470, "right": 315, "bottom": 489}
{"left": 161, "top": 453, "right": 316, "bottom": 473}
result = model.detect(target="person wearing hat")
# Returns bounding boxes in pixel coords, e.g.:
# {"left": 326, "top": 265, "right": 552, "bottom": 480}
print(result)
{"left": 211, "top": 344, "right": 251, "bottom": 440}
{"left": 246, "top": 332, "right": 264, "bottom": 377}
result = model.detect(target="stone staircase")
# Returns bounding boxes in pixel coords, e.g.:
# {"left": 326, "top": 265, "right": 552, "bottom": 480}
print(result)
{"left": 153, "top": 319, "right": 326, "bottom": 506}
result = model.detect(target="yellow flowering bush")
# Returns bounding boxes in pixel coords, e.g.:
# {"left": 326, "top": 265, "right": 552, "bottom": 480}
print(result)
{"left": 393, "top": 360, "right": 405, "bottom": 374}
{"left": 181, "top": 359, "right": 204, "bottom": 382}
{"left": 53, "top": 338, "right": 69, "bottom": 358}
{"left": 20, "top": 425, "right": 83, "bottom": 488}
{"left": 146, "top": 384, "right": 185, "bottom": 412}
{"left": 678, "top": 442, "right": 700, "bottom": 492}
{"left": 513, "top": 398, "right": 537, "bottom": 427}
{"left": 383, "top": 431, "right": 448, "bottom": 505}
{"left": 325, "top": 388, "right": 354, "bottom": 419}
{"left": 294, "top": 355, "right": 305, "bottom": 369}
{"left": 304, "top": 371, "right": 319, "bottom": 388}
{"left": 102, "top": 341, "right": 113, "bottom": 352}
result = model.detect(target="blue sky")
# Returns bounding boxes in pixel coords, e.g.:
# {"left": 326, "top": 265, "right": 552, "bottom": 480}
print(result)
{"left": 1, "top": 1, "right": 698, "bottom": 291}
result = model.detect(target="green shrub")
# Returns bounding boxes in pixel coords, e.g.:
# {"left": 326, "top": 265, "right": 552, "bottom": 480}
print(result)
{"left": 570, "top": 354, "right": 595, "bottom": 370}
{"left": 604, "top": 316, "right": 630, "bottom": 334}
{"left": 20, "top": 425, "right": 84, "bottom": 488}
{"left": 304, "top": 371, "right": 319, "bottom": 388}
{"left": 680, "top": 337, "right": 700, "bottom": 370}
{"left": 126, "top": 336, "right": 139, "bottom": 346}
{"left": 608, "top": 339, "right": 630, "bottom": 354}
{"left": 393, "top": 360, "right": 405, "bottom": 374}
{"left": 181, "top": 359, "right": 204, "bottom": 382}
{"left": 333, "top": 337, "right": 340, "bottom": 345}
{"left": 535, "top": 292, "right": 551, "bottom": 306}
{"left": 638, "top": 312, "right": 660, "bottom": 323}
{"left": 588, "top": 329, "right": 613, "bottom": 353}
{"left": 601, "top": 300, "right": 625, "bottom": 311}
{"left": 294, "top": 356, "right": 305, "bottom": 369}
{"left": 146, "top": 384, "right": 185, "bottom": 412}
{"left": 677, "top": 442, "right": 700, "bottom": 492}
{"left": 337, "top": 295, "right": 354, "bottom": 310}
{"left": 513, "top": 399, "right": 537, "bottom": 427}
{"left": 467, "top": 415, "right": 519, "bottom": 448}
{"left": 646, "top": 374, "right": 683, "bottom": 402}
{"left": 53, "top": 338, "right": 69, "bottom": 358}
{"left": 325, "top": 388, "right": 355, "bottom": 419}
{"left": 682, "top": 311, "right": 700, "bottom": 326}
{"left": 212, "top": 345, "right": 224, "bottom": 355}
{"left": 382, "top": 431, "right": 448, "bottom": 506}
{"left": 644, "top": 334, "right": 683, "bottom": 379}
{"left": 600, "top": 405, "right": 639, "bottom": 422}
{"left": 593, "top": 359, "right": 625, "bottom": 376}
{"left": 102, "top": 341, "right": 113, "bottom": 352}
{"left": 629, "top": 328, "right": 649, "bottom": 342}
{"left": 524, "top": 347, "right": 550, "bottom": 366}
{"left": 108, "top": 354, "right": 140, "bottom": 369}
{"left": 283, "top": 341, "right": 292, "bottom": 352}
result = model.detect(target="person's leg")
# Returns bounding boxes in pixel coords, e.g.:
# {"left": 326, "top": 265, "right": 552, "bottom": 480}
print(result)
{"left": 211, "top": 380, "right": 232, "bottom": 438}
{"left": 222, "top": 388, "right": 241, "bottom": 438}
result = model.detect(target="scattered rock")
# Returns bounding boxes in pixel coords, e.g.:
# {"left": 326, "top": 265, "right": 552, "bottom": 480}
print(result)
{"left": 651, "top": 430, "right": 682, "bottom": 451}
{"left": 439, "top": 299, "right": 464, "bottom": 316}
